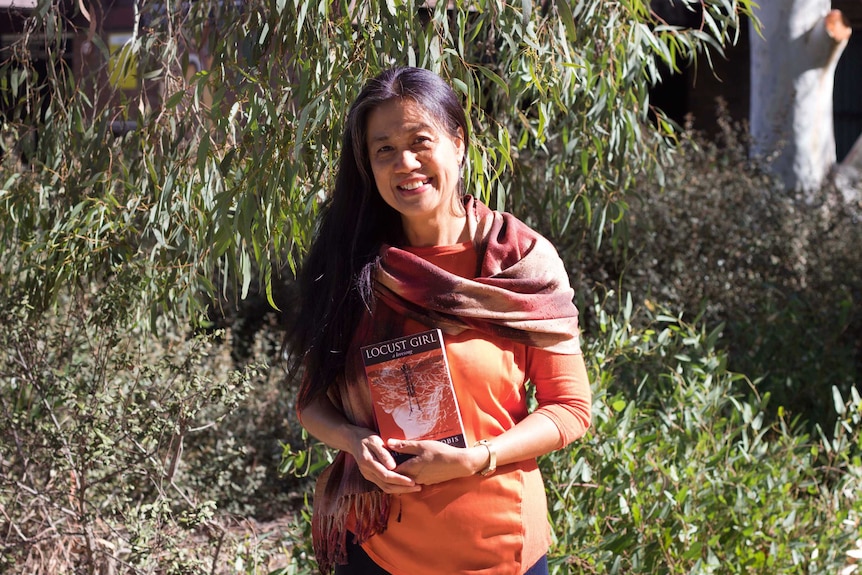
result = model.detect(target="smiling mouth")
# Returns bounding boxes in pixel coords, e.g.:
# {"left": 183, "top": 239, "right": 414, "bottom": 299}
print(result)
{"left": 398, "top": 179, "right": 430, "bottom": 191}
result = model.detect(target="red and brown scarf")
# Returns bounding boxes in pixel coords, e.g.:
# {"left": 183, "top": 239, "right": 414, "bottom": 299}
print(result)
{"left": 310, "top": 196, "right": 580, "bottom": 574}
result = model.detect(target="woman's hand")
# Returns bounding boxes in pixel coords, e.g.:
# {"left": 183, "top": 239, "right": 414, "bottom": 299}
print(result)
{"left": 387, "top": 410, "right": 572, "bottom": 485}
{"left": 388, "top": 439, "right": 488, "bottom": 485}
{"left": 351, "top": 431, "right": 423, "bottom": 494}
{"left": 297, "top": 395, "right": 420, "bottom": 494}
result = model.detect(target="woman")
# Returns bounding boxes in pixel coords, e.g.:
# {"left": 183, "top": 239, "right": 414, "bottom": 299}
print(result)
{"left": 289, "top": 67, "right": 592, "bottom": 575}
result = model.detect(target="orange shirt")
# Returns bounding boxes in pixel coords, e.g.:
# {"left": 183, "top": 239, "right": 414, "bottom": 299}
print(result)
{"left": 359, "top": 241, "right": 591, "bottom": 575}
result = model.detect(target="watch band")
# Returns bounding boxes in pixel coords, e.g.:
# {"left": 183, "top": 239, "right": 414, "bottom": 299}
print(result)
{"left": 474, "top": 439, "right": 497, "bottom": 476}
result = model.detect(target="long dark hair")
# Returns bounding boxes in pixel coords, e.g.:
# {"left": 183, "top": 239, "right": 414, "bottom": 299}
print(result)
{"left": 288, "top": 67, "right": 470, "bottom": 409}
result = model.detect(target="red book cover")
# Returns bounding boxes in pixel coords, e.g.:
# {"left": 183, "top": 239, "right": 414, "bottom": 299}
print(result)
{"left": 360, "top": 328, "right": 466, "bottom": 462}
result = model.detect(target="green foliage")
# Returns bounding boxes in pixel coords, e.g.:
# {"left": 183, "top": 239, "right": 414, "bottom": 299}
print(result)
{"left": 0, "top": 276, "right": 287, "bottom": 573}
{"left": 543, "top": 301, "right": 861, "bottom": 574}
{"left": 592, "top": 112, "right": 862, "bottom": 426}
{"left": 18, "top": 1, "right": 861, "bottom": 574}
{"left": 0, "top": 0, "right": 754, "bottom": 324}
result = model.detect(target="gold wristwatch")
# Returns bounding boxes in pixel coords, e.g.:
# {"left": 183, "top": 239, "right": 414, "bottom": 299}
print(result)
{"left": 474, "top": 439, "right": 497, "bottom": 477}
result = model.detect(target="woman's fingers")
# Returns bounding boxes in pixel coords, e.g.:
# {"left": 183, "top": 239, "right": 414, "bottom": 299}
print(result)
{"left": 366, "top": 464, "right": 422, "bottom": 493}
{"left": 359, "top": 434, "right": 397, "bottom": 469}
{"left": 354, "top": 434, "right": 421, "bottom": 493}
{"left": 386, "top": 438, "right": 423, "bottom": 455}
{"left": 387, "top": 439, "right": 475, "bottom": 485}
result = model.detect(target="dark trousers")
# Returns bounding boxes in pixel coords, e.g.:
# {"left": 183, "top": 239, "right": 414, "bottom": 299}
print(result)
{"left": 334, "top": 537, "right": 550, "bottom": 575}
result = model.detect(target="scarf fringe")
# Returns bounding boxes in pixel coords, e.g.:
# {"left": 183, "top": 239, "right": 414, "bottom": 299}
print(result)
{"left": 313, "top": 489, "right": 390, "bottom": 575}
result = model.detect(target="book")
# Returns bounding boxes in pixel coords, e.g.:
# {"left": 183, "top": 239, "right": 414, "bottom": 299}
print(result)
{"left": 360, "top": 328, "right": 467, "bottom": 463}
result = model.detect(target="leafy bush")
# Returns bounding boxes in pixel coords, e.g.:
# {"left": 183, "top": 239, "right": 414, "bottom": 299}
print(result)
{"left": 585, "top": 112, "right": 862, "bottom": 426}
{"left": 0, "top": 271, "right": 303, "bottom": 573}
{"left": 543, "top": 299, "right": 862, "bottom": 574}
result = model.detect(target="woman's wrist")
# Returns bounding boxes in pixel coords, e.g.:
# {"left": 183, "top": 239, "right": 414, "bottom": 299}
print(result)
{"left": 347, "top": 426, "right": 377, "bottom": 458}
{"left": 465, "top": 441, "right": 496, "bottom": 477}
{"left": 463, "top": 445, "right": 486, "bottom": 475}
{"left": 473, "top": 439, "right": 497, "bottom": 476}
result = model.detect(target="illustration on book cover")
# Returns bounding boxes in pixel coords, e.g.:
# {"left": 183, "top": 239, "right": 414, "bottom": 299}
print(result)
{"left": 361, "top": 329, "right": 466, "bottom": 449}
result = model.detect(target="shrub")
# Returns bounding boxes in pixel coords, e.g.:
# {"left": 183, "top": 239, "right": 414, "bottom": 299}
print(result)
{"left": 0, "top": 270, "right": 300, "bottom": 573}
{"left": 543, "top": 299, "right": 862, "bottom": 574}
{"left": 585, "top": 111, "right": 862, "bottom": 427}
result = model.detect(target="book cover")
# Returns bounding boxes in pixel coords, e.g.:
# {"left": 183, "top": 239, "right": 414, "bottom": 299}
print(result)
{"left": 360, "top": 328, "right": 467, "bottom": 462}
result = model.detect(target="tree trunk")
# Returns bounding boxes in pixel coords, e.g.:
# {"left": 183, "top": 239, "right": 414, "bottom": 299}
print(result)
{"left": 749, "top": 1, "right": 851, "bottom": 197}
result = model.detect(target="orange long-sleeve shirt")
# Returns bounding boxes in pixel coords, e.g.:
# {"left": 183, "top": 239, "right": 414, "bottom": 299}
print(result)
{"left": 358, "top": 240, "right": 592, "bottom": 575}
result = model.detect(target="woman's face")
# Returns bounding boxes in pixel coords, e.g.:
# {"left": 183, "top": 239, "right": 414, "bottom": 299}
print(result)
{"left": 365, "top": 98, "right": 465, "bottom": 245}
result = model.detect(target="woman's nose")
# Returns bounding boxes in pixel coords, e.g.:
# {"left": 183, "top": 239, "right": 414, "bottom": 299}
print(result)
{"left": 395, "top": 150, "right": 421, "bottom": 171}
